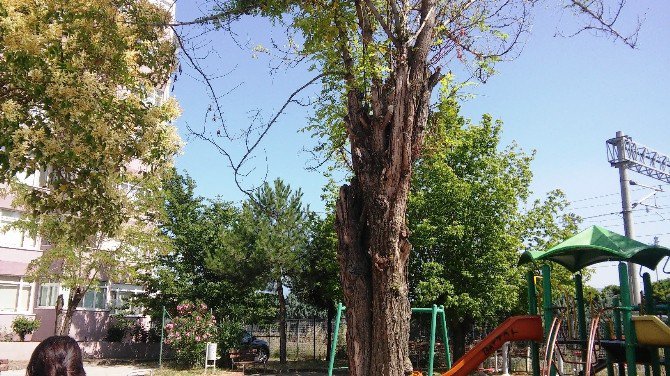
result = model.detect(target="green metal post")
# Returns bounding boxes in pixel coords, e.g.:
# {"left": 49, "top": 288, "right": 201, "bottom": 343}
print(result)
{"left": 619, "top": 262, "right": 637, "bottom": 376}
{"left": 542, "top": 265, "right": 556, "bottom": 376}
{"left": 440, "top": 306, "right": 452, "bottom": 369}
{"left": 159, "top": 306, "right": 165, "bottom": 369}
{"left": 614, "top": 297, "right": 625, "bottom": 376}
{"left": 575, "top": 273, "right": 587, "bottom": 367}
{"left": 604, "top": 324, "right": 615, "bottom": 376}
{"left": 643, "top": 273, "right": 661, "bottom": 376}
{"left": 328, "top": 303, "right": 344, "bottom": 376}
{"left": 527, "top": 271, "right": 540, "bottom": 376}
{"left": 428, "top": 305, "right": 437, "bottom": 376}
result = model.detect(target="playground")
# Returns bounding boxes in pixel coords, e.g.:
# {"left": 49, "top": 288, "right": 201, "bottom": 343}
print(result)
{"left": 143, "top": 224, "right": 670, "bottom": 376}
{"left": 323, "top": 225, "right": 670, "bottom": 376}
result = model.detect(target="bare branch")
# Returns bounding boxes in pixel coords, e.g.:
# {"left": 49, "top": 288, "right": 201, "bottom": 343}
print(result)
{"left": 363, "top": 0, "right": 401, "bottom": 47}
{"left": 187, "top": 73, "right": 327, "bottom": 199}
{"left": 568, "top": 0, "right": 639, "bottom": 48}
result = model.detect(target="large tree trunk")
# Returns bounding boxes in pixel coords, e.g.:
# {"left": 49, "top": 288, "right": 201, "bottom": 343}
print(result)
{"left": 277, "top": 278, "right": 287, "bottom": 364}
{"left": 54, "top": 287, "right": 85, "bottom": 336}
{"left": 450, "top": 319, "right": 474, "bottom": 362}
{"left": 335, "top": 48, "right": 439, "bottom": 374}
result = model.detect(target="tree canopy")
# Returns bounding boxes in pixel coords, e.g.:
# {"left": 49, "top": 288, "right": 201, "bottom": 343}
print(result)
{"left": 0, "top": 0, "right": 181, "bottom": 334}
{"left": 408, "top": 88, "right": 580, "bottom": 357}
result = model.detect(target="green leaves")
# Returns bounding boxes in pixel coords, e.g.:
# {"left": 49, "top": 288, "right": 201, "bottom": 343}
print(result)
{"left": 0, "top": 0, "right": 181, "bottom": 327}
{"left": 408, "top": 91, "right": 579, "bottom": 330}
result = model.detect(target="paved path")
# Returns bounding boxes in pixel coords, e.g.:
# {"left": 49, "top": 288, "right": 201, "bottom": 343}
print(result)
{"left": 2, "top": 364, "right": 157, "bottom": 376}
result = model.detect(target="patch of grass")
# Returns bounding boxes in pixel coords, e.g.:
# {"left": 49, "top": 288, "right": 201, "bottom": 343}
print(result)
{"left": 153, "top": 369, "right": 238, "bottom": 376}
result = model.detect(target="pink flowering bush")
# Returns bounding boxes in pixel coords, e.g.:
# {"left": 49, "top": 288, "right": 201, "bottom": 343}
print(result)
{"left": 165, "top": 301, "right": 217, "bottom": 368}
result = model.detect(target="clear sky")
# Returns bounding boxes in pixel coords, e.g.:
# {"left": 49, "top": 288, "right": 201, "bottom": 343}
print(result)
{"left": 171, "top": 1, "right": 670, "bottom": 289}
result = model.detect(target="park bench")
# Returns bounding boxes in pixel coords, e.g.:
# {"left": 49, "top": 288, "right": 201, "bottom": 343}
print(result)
{"left": 0, "top": 359, "right": 9, "bottom": 374}
{"left": 229, "top": 348, "right": 266, "bottom": 373}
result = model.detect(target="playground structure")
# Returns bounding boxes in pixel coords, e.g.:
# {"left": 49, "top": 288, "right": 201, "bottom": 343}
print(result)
{"left": 327, "top": 225, "right": 670, "bottom": 376}
{"left": 520, "top": 225, "right": 670, "bottom": 376}
{"left": 327, "top": 304, "right": 543, "bottom": 376}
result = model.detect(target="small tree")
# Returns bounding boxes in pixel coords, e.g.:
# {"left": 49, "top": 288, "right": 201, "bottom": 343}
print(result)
{"left": 11, "top": 316, "right": 40, "bottom": 342}
{"left": 232, "top": 179, "right": 309, "bottom": 364}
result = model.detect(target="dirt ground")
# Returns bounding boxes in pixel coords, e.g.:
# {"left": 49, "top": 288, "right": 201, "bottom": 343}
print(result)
{"left": 1, "top": 360, "right": 333, "bottom": 376}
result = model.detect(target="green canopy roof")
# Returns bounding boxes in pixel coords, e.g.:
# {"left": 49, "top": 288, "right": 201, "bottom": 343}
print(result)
{"left": 518, "top": 225, "right": 670, "bottom": 273}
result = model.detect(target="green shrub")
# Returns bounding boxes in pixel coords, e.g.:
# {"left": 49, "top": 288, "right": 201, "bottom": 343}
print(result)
{"left": 11, "top": 316, "right": 40, "bottom": 341}
{"left": 106, "top": 315, "right": 150, "bottom": 342}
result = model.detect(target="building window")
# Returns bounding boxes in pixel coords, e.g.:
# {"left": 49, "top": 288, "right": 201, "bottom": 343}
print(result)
{"left": 0, "top": 210, "right": 38, "bottom": 249}
{"left": 110, "top": 284, "right": 144, "bottom": 315}
{"left": 79, "top": 283, "right": 107, "bottom": 310}
{"left": 38, "top": 283, "right": 60, "bottom": 307}
{"left": 0, "top": 276, "right": 32, "bottom": 313}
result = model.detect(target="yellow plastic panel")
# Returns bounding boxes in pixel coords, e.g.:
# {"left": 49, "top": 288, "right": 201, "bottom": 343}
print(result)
{"left": 632, "top": 315, "right": 670, "bottom": 346}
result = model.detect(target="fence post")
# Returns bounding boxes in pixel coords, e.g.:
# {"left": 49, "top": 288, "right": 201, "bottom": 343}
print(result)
{"left": 159, "top": 306, "right": 166, "bottom": 368}
{"left": 296, "top": 319, "right": 300, "bottom": 360}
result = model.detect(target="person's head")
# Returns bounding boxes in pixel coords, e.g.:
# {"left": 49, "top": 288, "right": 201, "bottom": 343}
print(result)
{"left": 26, "top": 336, "right": 86, "bottom": 376}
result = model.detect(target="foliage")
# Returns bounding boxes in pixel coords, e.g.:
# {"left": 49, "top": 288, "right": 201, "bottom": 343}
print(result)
{"left": 290, "top": 207, "right": 341, "bottom": 317}
{"left": 652, "top": 279, "right": 670, "bottom": 302}
{"left": 165, "top": 301, "right": 218, "bottom": 368}
{"left": 409, "top": 90, "right": 528, "bottom": 322}
{"left": 228, "top": 178, "right": 310, "bottom": 363}
{"left": 143, "top": 171, "right": 267, "bottom": 319}
{"left": 142, "top": 171, "right": 275, "bottom": 354}
{"left": 11, "top": 316, "right": 40, "bottom": 341}
{"left": 105, "top": 315, "right": 149, "bottom": 343}
{"left": 236, "top": 179, "right": 310, "bottom": 285}
{"left": 407, "top": 90, "right": 580, "bottom": 356}
{"left": 178, "top": 0, "right": 639, "bottom": 372}
{"left": 285, "top": 293, "right": 325, "bottom": 319}
{"left": 0, "top": 0, "right": 181, "bottom": 333}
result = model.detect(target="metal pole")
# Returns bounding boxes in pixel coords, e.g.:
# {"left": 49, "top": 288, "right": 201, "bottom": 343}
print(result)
{"left": 527, "top": 271, "right": 540, "bottom": 376}
{"left": 615, "top": 131, "right": 641, "bottom": 306}
{"left": 502, "top": 342, "right": 510, "bottom": 376}
{"left": 542, "top": 265, "right": 556, "bottom": 376}
{"left": 428, "top": 305, "right": 437, "bottom": 376}
{"left": 619, "top": 262, "right": 637, "bottom": 376}
{"left": 159, "top": 306, "right": 165, "bottom": 369}
{"left": 440, "top": 306, "right": 452, "bottom": 369}
{"left": 604, "top": 324, "right": 615, "bottom": 376}
{"left": 575, "top": 273, "right": 587, "bottom": 369}
{"left": 328, "top": 303, "right": 344, "bottom": 376}
{"left": 313, "top": 317, "right": 316, "bottom": 360}
{"left": 643, "top": 273, "right": 661, "bottom": 376}
{"left": 614, "top": 297, "right": 625, "bottom": 376}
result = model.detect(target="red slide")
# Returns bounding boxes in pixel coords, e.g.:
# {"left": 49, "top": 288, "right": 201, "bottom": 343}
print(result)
{"left": 442, "top": 315, "right": 543, "bottom": 376}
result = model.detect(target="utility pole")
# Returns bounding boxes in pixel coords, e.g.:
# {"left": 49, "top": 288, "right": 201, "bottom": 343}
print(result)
{"left": 606, "top": 131, "right": 670, "bottom": 306}
{"left": 613, "top": 131, "right": 640, "bottom": 305}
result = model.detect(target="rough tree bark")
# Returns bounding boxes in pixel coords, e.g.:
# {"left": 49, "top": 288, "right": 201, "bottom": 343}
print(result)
{"left": 277, "top": 278, "right": 288, "bottom": 364}
{"left": 334, "top": 2, "right": 440, "bottom": 373}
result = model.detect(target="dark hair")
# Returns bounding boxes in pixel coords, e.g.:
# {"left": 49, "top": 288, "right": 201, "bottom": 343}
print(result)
{"left": 26, "top": 336, "right": 86, "bottom": 376}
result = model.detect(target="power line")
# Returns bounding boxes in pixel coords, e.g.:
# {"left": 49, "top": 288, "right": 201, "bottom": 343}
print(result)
{"left": 569, "top": 201, "right": 622, "bottom": 210}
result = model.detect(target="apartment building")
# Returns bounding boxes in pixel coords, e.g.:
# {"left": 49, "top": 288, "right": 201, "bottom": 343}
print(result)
{"left": 0, "top": 170, "right": 151, "bottom": 341}
{"left": 0, "top": 0, "right": 176, "bottom": 342}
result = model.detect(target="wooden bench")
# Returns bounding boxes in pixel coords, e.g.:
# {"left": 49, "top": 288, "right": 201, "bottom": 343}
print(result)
{"left": 229, "top": 348, "right": 265, "bottom": 373}
{"left": 0, "top": 359, "right": 9, "bottom": 374}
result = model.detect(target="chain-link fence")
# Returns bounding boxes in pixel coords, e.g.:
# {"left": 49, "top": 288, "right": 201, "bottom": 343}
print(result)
{"left": 246, "top": 318, "right": 336, "bottom": 360}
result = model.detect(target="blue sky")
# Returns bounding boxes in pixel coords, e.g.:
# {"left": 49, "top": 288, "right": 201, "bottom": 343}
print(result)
{"left": 172, "top": 1, "right": 670, "bottom": 288}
